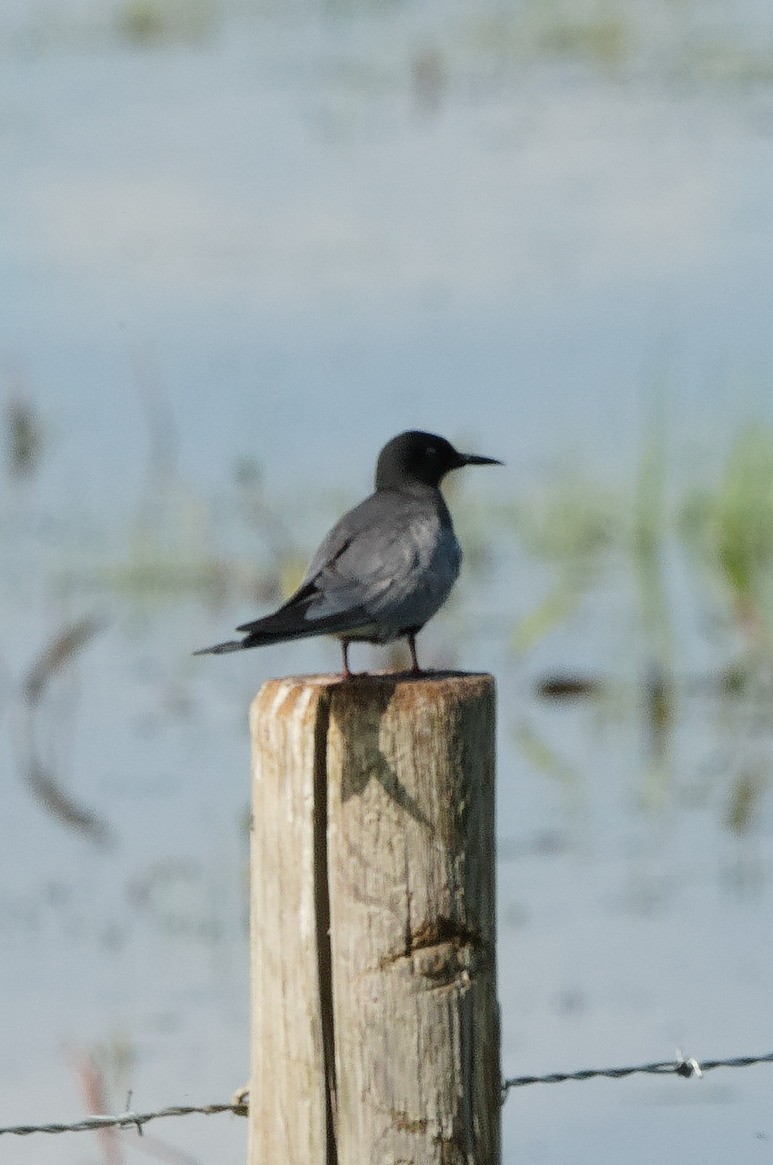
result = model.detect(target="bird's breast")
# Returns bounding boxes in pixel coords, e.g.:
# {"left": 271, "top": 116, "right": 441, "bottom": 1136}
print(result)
{"left": 421, "top": 521, "right": 461, "bottom": 592}
{"left": 392, "top": 515, "right": 461, "bottom": 632}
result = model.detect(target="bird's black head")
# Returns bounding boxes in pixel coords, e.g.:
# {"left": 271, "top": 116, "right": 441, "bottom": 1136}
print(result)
{"left": 375, "top": 430, "right": 502, "bottom": 492}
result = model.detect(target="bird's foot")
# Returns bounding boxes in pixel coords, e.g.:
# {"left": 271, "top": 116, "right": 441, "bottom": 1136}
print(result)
{"left": 408, "top": 633, "right": 422, "bottom": 675}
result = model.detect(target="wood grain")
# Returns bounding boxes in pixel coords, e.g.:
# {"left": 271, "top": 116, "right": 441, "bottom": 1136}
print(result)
{"left": 248, "top": 672, "right": 499, "bottom": 1165}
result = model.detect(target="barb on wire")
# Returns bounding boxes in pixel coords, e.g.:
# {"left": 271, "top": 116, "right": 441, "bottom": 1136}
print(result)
{"left": 0, "top": 1102, "right": 244, "bottom": 1138}
{"left": 502, "top": 1049, "right": 773, "bottom": 1097}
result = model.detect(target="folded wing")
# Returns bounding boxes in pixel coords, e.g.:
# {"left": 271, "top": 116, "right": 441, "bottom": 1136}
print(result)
{"left": 236, "top": 492, "right": 430, "bottom": 643}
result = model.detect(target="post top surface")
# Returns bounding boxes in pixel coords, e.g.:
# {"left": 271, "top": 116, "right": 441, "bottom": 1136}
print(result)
{"left": 251, "top": 671, "right": 495, "bottom": 717}
{"left": 260, "top": 670, "right": 493, "bottom": 687}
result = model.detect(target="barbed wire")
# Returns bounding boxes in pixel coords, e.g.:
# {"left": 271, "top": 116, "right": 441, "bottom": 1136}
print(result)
{"left": 1, "top": 1049, "right": 771, "bottom": 1137}
{"left": 502, "top": 1049, "right": 773, "bottom": 1096}
{"left": 0, "top": 1101, "right": 245, "bottom": 1138}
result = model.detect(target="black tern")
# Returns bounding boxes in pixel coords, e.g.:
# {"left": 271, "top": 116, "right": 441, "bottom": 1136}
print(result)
{"left": 195, "top": 430, "right": 501, "bottom": 676}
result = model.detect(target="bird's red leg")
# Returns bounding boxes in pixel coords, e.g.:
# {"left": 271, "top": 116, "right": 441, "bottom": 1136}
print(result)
{"left": 408, "top": 633, "right": 422, "bottom": 674}
{"left": 341, "top": 640, "right": 351, "bottom": 678}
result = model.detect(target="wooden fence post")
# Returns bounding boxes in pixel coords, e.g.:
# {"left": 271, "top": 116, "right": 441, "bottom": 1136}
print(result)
{"left": 248, "top": 672, "right": 500, "bottom": 1165}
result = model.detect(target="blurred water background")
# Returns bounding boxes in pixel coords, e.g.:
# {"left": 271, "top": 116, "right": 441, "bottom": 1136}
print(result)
{"left": 3, "top": 0, "right": 773, "bottom": 1161}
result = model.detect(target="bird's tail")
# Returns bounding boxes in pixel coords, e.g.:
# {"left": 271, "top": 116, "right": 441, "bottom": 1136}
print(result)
{"left": 193, "top": 640, "right": 246, "bottom": 656}
{"left": 193, "top": 617, "right": 334, "bottom": 657}
{"left": 194, "top": 593, "right": 370, "bottom": 657}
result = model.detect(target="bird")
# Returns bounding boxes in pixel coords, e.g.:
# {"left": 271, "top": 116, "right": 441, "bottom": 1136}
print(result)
{"left": 195, "top": 430, "right": 501, "bottom": 677}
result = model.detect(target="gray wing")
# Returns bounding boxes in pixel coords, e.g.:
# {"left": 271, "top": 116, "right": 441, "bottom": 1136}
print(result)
{"left": 300, "top": 493, "right": 427, "bottom": 621}
{"left": 297, "top": 493, "right": 384, "bottom": 591}
{"left": 305, "top": 491, "right": 458, "bottom": 638}
{"left": 236, "top": 491, "right": 459, "bottom": 640}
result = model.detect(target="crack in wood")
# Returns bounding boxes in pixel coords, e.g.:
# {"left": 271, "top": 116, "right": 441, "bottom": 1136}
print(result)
{"left": 313, "top": 691, "right": 338, "bottom": 1165}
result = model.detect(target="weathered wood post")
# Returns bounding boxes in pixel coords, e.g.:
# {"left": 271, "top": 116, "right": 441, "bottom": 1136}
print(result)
{"left": 248, "top": 672, "right": 499, "bottom": 1165}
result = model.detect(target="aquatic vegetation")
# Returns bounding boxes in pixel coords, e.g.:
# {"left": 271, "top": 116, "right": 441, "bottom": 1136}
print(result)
{"left": 725, "top": 766, "right": 768, "bottom": 836}
{"left": 3, "top": 398, "right": 43, "bottom": 483}
{"left": 508, "top": 469, "right": 618, "bottom": 654}
{"left": 9, "top": 0, "right": 773, "bottom": 96}
{"left": 681, "top": 426, "right": 773, "bottom": 648}
{"left": 513, "top": 718, "right": 584, "bottom": 804}
{"left": 20, "top": 616, "right": 112, "bottom": 845}
{"left": 115, "top": 0, "right": 218, "bottom": 46}
{"left": 461, "top": 0, "right": 773, "bottom": 84}
{"left": 500, "top": 424, "right": 773, "bottom": 829}
{"left": 631, "top": 424, "right": 673, "bottom": 665}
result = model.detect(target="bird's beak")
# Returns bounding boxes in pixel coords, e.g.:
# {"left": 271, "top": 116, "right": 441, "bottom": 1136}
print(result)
{"left": 460, "top": 452, "right": 503, "bottom": 467}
